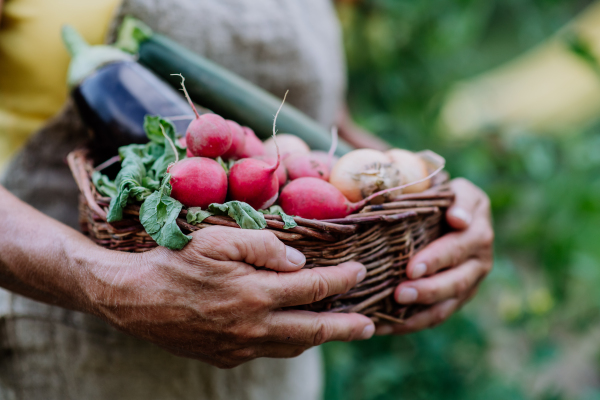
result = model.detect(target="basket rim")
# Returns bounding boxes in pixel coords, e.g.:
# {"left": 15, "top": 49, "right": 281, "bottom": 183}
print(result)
{"left": 68, "top": 149, "right": 454, "bottom": 241}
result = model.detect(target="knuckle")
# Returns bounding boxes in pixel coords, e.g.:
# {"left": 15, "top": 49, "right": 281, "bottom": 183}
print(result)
{"left": 230, "top": 347, "right": 257, "bottom": 362}
{"left": 454, "top": 276, "right": 471, "bottom": 296}
{"left": 311, "top": 272, "right": 330, "bottom": 303}
{"left": 421, "top": 285, "right": 439, "bottom": 304}
{"left": 312, "top": 317, "right": 333, "bottom": 346}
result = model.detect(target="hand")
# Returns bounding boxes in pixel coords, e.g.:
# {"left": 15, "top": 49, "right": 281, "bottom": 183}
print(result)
{"left": 377, "top": 178, "right": 494, "bottom": 335}
{"left": 85, "top": 226, "right": 375, "bottom": 368}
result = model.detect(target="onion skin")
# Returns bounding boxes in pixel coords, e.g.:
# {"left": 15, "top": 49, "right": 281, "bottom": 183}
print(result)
{"left": 385, "top": 149, "right": 430, "bottom": 194}
{"left": 329, "top": 149, "right": 401, "bottom": 203}
{"left": 264, "top": 133, "right": 310, "bottom": 160}
{"left": 169, "top": 157, "right": 228, "bottom": 208}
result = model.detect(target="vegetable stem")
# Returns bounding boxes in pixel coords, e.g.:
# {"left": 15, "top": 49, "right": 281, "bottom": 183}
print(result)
{"left": 160, "top": 124, "right": 179, "bottom": 164}
{"left": 269, "top": 90, "right": 288, "bottom": 173}
{"left": 171, "top": 73, "right": 200, "bottom": 119}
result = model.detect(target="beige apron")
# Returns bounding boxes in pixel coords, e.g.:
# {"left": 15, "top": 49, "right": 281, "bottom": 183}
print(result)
{"left": 0, "top": 1, "right": 346, "bottom": 399}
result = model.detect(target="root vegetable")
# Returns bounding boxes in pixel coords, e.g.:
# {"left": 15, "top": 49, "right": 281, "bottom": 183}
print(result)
{"left": 385, "top": 149, "right": 431, "bottom": 194}
{"left": 253, "top": 155, "right": 288, "bottom": 186}
{"left": 168, "top": 157, "right": 228, "bottom": 208}
{"left": 264, "top": 133, "right": 310, "bottom": 159}
{"left": 329, "top": 149, "right": 401, "bottom": 204}
{"left": 228, "top": 92, "right": 288, "bottom": 210}
{"left": 222, "top": 120, "right": 247, "bottom": 160}
{"left": 238, "top": 127, "right": 265, "bottom": 158}
{"left": 284, "top": 153, "right": 330, "bottom": 181}
{"left": 173, "top": 74, "right": 232, "bottom": 158}
{"left": 311, "top": 150, "right": 339, "bottom": 169}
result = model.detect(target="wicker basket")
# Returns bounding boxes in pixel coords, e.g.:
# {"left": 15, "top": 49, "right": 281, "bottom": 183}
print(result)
{"left": 67, "top": 149, "right": 453, "bottom": 324}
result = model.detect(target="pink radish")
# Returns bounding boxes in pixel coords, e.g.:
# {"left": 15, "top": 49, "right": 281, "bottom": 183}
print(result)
{"left": 238, "top": 127, "right": 265, "bottom": 158}
{"left": 228, "top": 92, "right": 288, "bottom": 210}
{"left": 172, "top": 74, "right": 232, "bottom": 158}
{"left": 284, "top": 153, "right": 330, "bottom": 181}
{"left": 252, "top": 155, "right": 288, "bottom": 186}
{"left": 283, "top": 127, "right": 338, "bottom": 181}
{"left": 311, "top": 150, "right": 339, "bottom": 169}
{"left": 222, "top": 120, "right": 247, "bottom": 160}
{"left": 159, "top": 125, "right": 228, "bottom": 208}
{"left": 279, "top": 162, "right": 444, "bottom": 220}
{"left": 264, "top": 133, "right": 310, "bottom": 159}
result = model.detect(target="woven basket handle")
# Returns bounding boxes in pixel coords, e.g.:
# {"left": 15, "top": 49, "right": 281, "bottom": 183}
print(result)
{"left": 67, "top": 150, "right": 108, "bottom": 219}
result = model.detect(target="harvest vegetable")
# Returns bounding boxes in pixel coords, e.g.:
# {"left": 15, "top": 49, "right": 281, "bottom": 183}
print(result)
{"left": 264, "top": 134, "right": 310, "bottom": 159}
{"left": 385, "top": 149, "right": 431, "bottom": 194}
{"left": 238, "top": 127, "right": 266, "bottom": 158}
{"left": 252, "top": 155, "right": 288, "bottom": 186}
{"left": 284, "top": 153, "right": 330, "bottom": 181}
{"left": 329, "top": 149, "right": 401, "bottom": 204}
{"left": 221, "top": 120, "right": 247, "bottom": 160}
{"left": 227, "top": 92, "right": 288, "bottom": 210}
{"left": 173, "top": 74, "right": 233, "bottom": 158}
{"left": 168, "top": 158, "right": 228, "bottom": 208}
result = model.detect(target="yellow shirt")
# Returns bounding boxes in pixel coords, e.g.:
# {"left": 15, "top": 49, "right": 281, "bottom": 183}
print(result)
{"left": 0, "top": 0, "right": 121, "bottom": 171}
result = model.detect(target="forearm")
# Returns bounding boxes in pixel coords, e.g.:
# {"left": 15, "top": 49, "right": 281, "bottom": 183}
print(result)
{"left": 0, "top": 185, "right": 108, "bottom": 313}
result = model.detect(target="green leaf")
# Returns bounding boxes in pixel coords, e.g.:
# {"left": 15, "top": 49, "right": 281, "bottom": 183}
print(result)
{"left": 139, "top": 183, "right": 191, "bottom": 250}
{"left": 260, "top": 205, "right": 298, "bottom": 229}
{"left": 107, "top": 145, "right": 148, "bottom": 222}
{"left": 144, "top": 116, "right": 186, "bottom": 180}
{"left": 92, "top": 171, "right": 117, "bottom": 198}
{"left": 208, "top": 201, "right": 267, "bottom": 229}
{"left": 187, "top": 207, "right": 213, "bottom": 224}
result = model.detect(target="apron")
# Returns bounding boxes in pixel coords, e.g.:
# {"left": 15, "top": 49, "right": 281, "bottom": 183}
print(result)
{"left": 0, "top": 1, "right": 346, "bottom": 399}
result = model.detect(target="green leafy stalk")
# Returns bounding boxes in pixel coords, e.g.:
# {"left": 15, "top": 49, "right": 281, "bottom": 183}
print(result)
{"left": 260, "top": 206, "right": 297, "bottom": 229}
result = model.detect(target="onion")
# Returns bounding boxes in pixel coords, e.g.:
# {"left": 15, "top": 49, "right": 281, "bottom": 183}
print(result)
{"left": 329, "top": 149, "right": 401, "bottom": 204}
{"left": 385, "top": 149, "right": 431, "bottom": 194}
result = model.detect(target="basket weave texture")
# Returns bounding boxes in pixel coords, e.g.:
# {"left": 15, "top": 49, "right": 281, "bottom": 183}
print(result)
{"left": 68, "top": 150, "right": 453, "bottom": 324}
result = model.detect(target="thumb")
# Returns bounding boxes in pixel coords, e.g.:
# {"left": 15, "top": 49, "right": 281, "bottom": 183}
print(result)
{"left": 198, "top": 226, "right": 306, "bottom": 271}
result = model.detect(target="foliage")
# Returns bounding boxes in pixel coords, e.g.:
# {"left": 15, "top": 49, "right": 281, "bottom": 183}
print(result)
{"left": 325, "top": 1, "right": 600, "bottom": 399}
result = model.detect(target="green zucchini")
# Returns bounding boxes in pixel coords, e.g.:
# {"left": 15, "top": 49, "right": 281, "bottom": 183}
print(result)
{"left": 116, "top": 17, "right": 352, "bottom": 155}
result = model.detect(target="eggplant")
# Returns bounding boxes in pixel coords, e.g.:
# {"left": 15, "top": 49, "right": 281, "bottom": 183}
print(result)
{"left": 62, "top": 26, "right": 192, "bottom": 163}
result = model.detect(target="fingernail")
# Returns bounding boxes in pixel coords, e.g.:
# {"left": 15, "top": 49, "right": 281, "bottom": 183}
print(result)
{"left": 396, "top": 287, "right": 418, "bottom": 304}
{"left": 411, "top": 263, "right": 427, "bottom": 279}
{"left": 375, "top": 325, "right": 393, "bottom": 336}
{"left": 356, "top": 268, "right": 366, "bottom": 283}
{"left": 449, "top": 207, "right": 471, "bottom": 226}
{"left": 285, "top": 246, "right": 305, "bottom": 266}
{"left": 360, "top": 324, "right": 375, "bottom": 340}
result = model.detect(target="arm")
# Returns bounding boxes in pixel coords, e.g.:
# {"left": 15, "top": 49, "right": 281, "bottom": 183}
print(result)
{"left": 336, "top": 104, "right": 391, "bottom": 151}
{"left": 0, "top": 185, "right": 374, "bottom": 368}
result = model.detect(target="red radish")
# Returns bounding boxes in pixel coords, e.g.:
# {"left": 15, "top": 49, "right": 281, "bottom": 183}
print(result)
{"left": 284, "top": 127, "right": 338, "bottom": 181}
{"left": 168, "top": 158, "right": 228, "bottom": 208}
{"left": 221, "top": 120, "right": 247, "bottom": 160}
{"left": 158, "top": 125, "right": 228, "bottom": 208}
{"left": 264, "top": 133, "right": 310, "bottom": 159}
{"left": 311, "top": 150, "right": 339, "bottom": 169}
{"left": 253, "top": 155, "right": 288, "bottom": 186}
{"left": 238, "top": 127, "right": 265, "bottom": 158}
{"left": 177, "top": 137, "right": 194, "bottom": 158}
{"left": 284, "top": 153, "right": 330, "bottom": 181}
{"left": 279, "top": 162, "right": 444, "bottom": 220}
{"left": 172, "top": 74, "right": 232, "bottom": 158}
{"left": 228, "top": 92, "right": 288, "bottom": 210}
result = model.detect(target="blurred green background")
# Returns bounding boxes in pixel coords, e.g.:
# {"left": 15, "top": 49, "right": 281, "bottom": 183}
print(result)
{"left": 323, "top": 1, "right": 600, "bottom": 399}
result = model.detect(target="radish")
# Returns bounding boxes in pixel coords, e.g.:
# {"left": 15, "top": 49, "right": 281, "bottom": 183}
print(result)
{"left": 228, "top": 92, "right": 288, "bottom": 210}
{"left": 172, "top": 74, "right": 232, "bottom": 158}
{"left": 283, "top": 127, "right": 338, "bottom": 181}
{"left": 279, "top": 162, "right": 444, "bottom": 220}
{"left": 385, "top": 149, "right": 431, "bottom": 194}
{"left": 284, "top": 153, "right": 330, "bottom": 181}
{"left": 264, "top": 133, "right": 310, "bottom": 159}
{"left": 329, "top": 149, "right": 401, "bottom": 204}
{"left": 238, "top": 127, "right": 265, "bottom": 158}
{"left": 159, "top": 125, "right": 228, "bottom": 208}
{"left": 252, "top": 155, "right": 288, "bottom": 186}
{"left": 169, "top": 158, "right": 228, "bottom": 208}
{"left": 177, "top": 137, "right": 193, "bottom": 158}
{"left": 311, "top": 150, "right": 339, "bottom": 169}
{"left": 221, "top": 120, "right": 247, "bottom": 160}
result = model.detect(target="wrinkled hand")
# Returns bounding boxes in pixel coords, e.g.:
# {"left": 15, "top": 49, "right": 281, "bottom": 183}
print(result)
{"left": 377, "top": 178, "right": 494, "bottom": 335}
{"left": 87, "top": 226, "right": 374, "bottom": 368}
